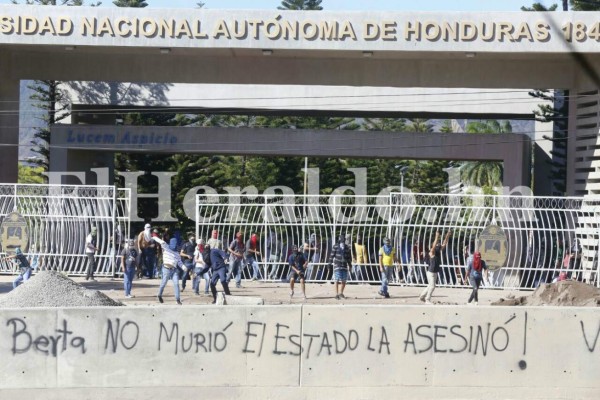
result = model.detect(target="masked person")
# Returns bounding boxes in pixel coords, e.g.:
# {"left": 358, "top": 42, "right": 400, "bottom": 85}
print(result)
{"left": 228, "top": 231, "right": 245, "bottom": 288}
{"left": 378, "top": 237, "right": 398, "bottom": 298}
{"left": 137, "top": 223, "right": 157, "bottom": 279}
{"left": 245, "top": 232, "right": 262, "bottom": 281}
{"left": 328, "top": 234, "right": 353, "bottom": 300}
{"left": 353, "top": 235, "right": 367, "bottom": 282}
{"left": 180, "top": 233, "right": 196, "bottom": 291}
{"left": 121, "top": 239, "right": 138, "bottom": 298}
{"left": 6, "top": 247, "right": 32, "bottom": 289}
{"left": 466, "top": 251, "right": 489, "bottom": 305}
{"left": 208, "top": 246, "right": 232, "bottom": 304}
{"left": 193, "top": 239, "right": 211, "bottom": 296}
{"left": 153, "top": 236, "right": 184, "bottom": 305}
{"left": 288, "top": 245, "right": 308, "bottom": 300}
{"left": 85, "top": 226, "right": 98, "bottom": 281}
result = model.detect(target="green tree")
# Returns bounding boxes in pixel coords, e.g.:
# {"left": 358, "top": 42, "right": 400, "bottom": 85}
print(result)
{"left": 113, "top": 0, "right": 146, "bottom": 6}
{"left": 12, "top": 0, "right": 98, "bottom": 181}
{"left": 521, "top": 2, "right": 558, "bottom": 10}
{"left": 278, "top": 0, "right": 323, "bottom": 10}
{"left": 571, "top": 0, "right": 600, "bottom": 10}
{"left": 18, "top": 165, "right": 45, "bottom": 184}
{"left": 460, "top": 120, "right": 511, "bottom": 188}
{"left": 408, "top": 118, "right": 433, "bottom": 133}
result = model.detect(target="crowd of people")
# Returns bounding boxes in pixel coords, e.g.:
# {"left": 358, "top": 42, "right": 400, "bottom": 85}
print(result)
{"left": 3, "top": 224, "right": 590, "bottom": 307}
{"left": 107, "top": 226, "right": 499, "bottom": 305}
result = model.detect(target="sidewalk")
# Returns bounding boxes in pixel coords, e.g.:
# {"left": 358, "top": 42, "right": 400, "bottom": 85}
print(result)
{"left": 0, "top": 274, "right": 531, "bottom": 306}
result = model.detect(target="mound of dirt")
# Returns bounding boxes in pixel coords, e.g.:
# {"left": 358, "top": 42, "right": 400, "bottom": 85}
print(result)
{"left": 0, "top": 270, "right": 123, "bottom": 308}
{"left": 492, "top": 280, "right": 600, "bottom": 307}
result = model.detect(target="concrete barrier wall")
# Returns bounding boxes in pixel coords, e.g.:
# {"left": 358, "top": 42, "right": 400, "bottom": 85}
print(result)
{"left": 0, "top": 306, "right": 599, "bottom": 399}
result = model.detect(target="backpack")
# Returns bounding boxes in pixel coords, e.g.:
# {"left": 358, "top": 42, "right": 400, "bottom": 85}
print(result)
{"left": 202, "top": 246, "right": 212, "bottom": 268}
{"left": 473, "top": 252, "right": 482, "bottom": 272}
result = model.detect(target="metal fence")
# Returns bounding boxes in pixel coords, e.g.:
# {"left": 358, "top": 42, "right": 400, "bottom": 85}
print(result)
{"left": 196, "top": 193, "right": 600, "bottom": 289}
{"left": 0, "top": 184, "right": 131, "bottom": 277}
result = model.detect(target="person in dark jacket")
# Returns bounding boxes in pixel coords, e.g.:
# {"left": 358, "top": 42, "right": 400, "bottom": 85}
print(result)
{"left": 328, "top": 234, "right": 353, "bottom": 300}
{"left": 6, "top": 247, "right": 32, "bottom": 289}
{"left": 208, "top": 247, "right": 232, "bottom": 304}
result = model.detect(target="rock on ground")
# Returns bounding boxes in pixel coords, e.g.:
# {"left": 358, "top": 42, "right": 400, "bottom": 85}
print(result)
{"left": 492, "top": 280, "right": 600, "bottom": 307}
{"left": 0, "top": 270, "right": 123, "bottom": 308}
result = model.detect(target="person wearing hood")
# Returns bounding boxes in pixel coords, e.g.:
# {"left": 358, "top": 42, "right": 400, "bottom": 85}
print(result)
{"left": 208, "top": 245, "right": 232, "bottom": 304}
{"left": 85, "top": 226, "right": 98, "bottom": 281}
{"left": 193, "top": 239, "right": 211, "bottom": 296}
{"left": 180, "top": 233, "right": 196, "bottom": 291}
{"left": 121, "top": 239, "right": 138, "bottom": 298}
{"left": 6, "top": 247, "right": 32, "bottom": 289}
{"left": 152, "top": 236, "right": 184, "bottom": 305}
{"left": 328, "top": 234, "right": 353, "bottom": 300}
{"left": 420, "top": 230, "right": 452, "bottom": 305}
{"left": 137, "top": 223, "right": 157, "bottom": 279}
{"left": 245, "top": 232, "right": 262, "bottom": 281}
{"left": 288, "top": 245, "right": 307, "bottom": 300}
{"left": 228, "top": 231, "right": 245, "bottom": 288}
{"left": 378, "top": 237, "right": 398, "bottom": 298}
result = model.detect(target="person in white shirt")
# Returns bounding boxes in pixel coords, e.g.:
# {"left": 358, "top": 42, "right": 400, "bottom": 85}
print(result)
{"left": 85, "top": 226, "right": 98, "bottom": 281}
{"left": 152, "top": 236, "right": 184, "bottom": 305}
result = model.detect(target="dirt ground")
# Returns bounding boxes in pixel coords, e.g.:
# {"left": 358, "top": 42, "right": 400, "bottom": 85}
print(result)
{"left": 2, "top": 274, "right": 598, "bottom": 307}
{"left": 0, "top": 273, "right": 531, "bottom": 307}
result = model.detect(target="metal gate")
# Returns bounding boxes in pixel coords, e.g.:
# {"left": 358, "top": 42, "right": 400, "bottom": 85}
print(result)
{"left": 0, "top": 184, "right": 131, "bottom": 277}
{"left": 196, "top": 193, "right": 600, "bottom": 289}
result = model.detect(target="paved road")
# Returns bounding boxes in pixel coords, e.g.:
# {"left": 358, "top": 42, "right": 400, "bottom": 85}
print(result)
{"left": 0, "top": 274, "right": 531, "bottom": 307}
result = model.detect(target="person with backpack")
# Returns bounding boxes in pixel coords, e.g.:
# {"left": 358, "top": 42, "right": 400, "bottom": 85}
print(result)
{"left": 180, "top": 233, "right": 196, "bottom": 291}
{"left": 466, "top": 251, "right": 489, "bottom": 305}
{"left": 192, "top": 239, "right": 211, "bottom": 296}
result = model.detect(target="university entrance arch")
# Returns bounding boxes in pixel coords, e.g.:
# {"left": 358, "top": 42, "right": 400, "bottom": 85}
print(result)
{"left": 1, "top": 6, "right": 600, "bottom": 195}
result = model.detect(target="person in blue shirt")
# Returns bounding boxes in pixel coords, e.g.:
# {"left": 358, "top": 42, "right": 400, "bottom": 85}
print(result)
{"left": 466, "top": 251, "right": 489, "bottom": 305}
{"left": 120, "top": 239, "right": 138, "bottom": 298}
{"left": 208, "top": 247, "right": 232, "bottom": 304}
{"left": 288, "top": 245, "right": 307, "bottom": 300}
{"left": 6, "top": 247, "right": 32, "bottom": 290}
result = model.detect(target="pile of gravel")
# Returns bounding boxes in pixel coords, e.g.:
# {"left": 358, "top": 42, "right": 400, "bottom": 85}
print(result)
{"left": 0, "top": 270, "right": 123, "bottom": 308}
{"left": 493, "top": 280, "right": 600, "bottom": 307}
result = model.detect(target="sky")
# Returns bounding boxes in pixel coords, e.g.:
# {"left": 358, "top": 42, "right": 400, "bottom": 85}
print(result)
{"left": 0, "top": 0, "right": 555, "bottom": 12}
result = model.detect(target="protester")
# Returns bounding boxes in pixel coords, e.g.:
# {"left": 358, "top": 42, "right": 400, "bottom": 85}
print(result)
{"left": 152, "top": 236, "right": 184, "bottom": 305}
{"left": 378, "top": 237, "right": 398, "bottom": 298}
{"left": 466, "top": 251, "right": 488, "bottom": 305}
{"left": 207, "top": 229, "right": 223, "bottom": 250}
{"left": 137, "top": 224, "right": 157, "bottom": 279}
{"left": 121, "top": 239, "right": 138, "bottom": 298}
{"left": 419, "top": 230, "right": 452, "bottom": 304}
{"left": 245, "top": 232, "right": 262, "bottom": 281}
{"left": 328, "top": 234, "right": 353, "bottom": 300}
{"left": 180, "top": 233, "right": 196, "bottom": 291}
{"left": 192, "top": 239, "right": 211, "bottom": 296}
{"left": 5, "top": 247, "right": 32, "bottom": 289}
{"left": 288, "top": 245, "right": 307, "bottom": 299}
{"left": 228, "top": 231, "right": 245, "bottom": 288}
{"left": 208, "top": 246, "right": 232, "bottom": 304}
{"left": 304, "top": 233, "right": 319, "bottom": 280}
{"left": 85, "top": 226, "right": 98, "bottom": 281}
{"left": 353, "top": 234, "right": 367, "bottom": 282}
